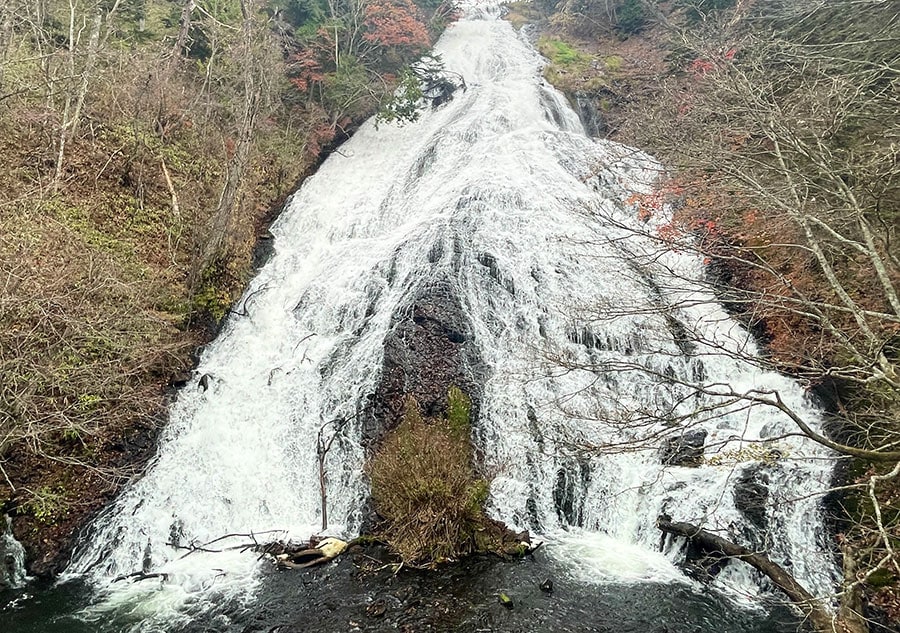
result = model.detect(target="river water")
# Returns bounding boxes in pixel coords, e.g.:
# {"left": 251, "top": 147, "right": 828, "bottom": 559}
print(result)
{"left": 2, "top": 1, "right": 837, "bottom": 631}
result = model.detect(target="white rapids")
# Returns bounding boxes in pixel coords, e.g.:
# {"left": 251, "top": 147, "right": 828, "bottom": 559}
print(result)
{"left": 1, "top": 515, "right": 26, "bottom": 590}
{"left": 67, "top": 0, "right": 839, "bottom": 627}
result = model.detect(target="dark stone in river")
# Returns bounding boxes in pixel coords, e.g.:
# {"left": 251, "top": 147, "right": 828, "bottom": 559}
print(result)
{"left": 659, "top": 429, "right": 707, "bottom": 467}
{"left": 733, "top": 465, "right": 770, "bottom": 530}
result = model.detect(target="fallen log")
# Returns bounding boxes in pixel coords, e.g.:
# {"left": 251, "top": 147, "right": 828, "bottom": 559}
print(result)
{"left": 275, "top": 537, "right": 348, "bottom": 570}
{"left": 656, "top": 516, "right": 857, "bottom": 633}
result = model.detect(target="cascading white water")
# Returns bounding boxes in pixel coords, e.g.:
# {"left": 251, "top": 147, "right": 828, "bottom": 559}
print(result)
{"left": 68, "top": 0, "right": 838, "bottom": 626}
{"left": 1, "top": 515, "right": 26, "bottom": 590}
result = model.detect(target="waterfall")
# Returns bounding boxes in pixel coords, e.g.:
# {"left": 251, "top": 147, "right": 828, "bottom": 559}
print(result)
{"left": 0, "top": 515, "right": 26, "bottom": 590}
{"left": 67, "top": 0, "right": 838, "bottom": 626}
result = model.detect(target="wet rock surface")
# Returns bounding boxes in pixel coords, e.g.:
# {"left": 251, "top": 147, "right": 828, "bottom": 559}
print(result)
{"left": 0, "top": 544, "right": 801, "bottom": 633}
{"left": 365, "top": 280, "right": 488, "bottom": 443}
{"left": 660, "top": 430, "right": 707, "bottom": 467}
{"left": 574, "top": 91, "right": 610, "bottom": 138}
{"left": 218, "top": 544, "right": 798, "bottom": 633}
{"left": 733, "top": 466, "right": 770, "bottom": 530}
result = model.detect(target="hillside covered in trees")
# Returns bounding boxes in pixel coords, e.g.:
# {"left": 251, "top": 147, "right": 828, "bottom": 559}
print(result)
{"left": 0, "top": 0, "right": 453, "bottom": 573}
{"left": 2, "top": 0, "right": 898, "bottom": 631}
{"left": 509, "top": 0, "right": 899, "bottom": 628}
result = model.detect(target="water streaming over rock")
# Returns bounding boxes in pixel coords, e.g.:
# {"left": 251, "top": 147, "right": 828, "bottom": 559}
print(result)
{"left": 0, "top": 516, "right": 26, "bottom": 590}
{"left": 66, "top": 0, "right": 838, "bottom": 627}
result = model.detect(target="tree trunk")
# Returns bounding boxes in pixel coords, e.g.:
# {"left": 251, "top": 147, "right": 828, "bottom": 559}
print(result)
{"left": 192, "top": 0, "right": 259, "bottom": 281}
{"left": 53, "top": 6, "right": 102, "bottom": 189}
{"left": 0, "top": 5, "right": 13, "bottom": 89}
{"left": 169, "top": 0, "right": 195, "bottom": 70}
{"left": 657, "top": 517, "right": 865, "bottom": 633}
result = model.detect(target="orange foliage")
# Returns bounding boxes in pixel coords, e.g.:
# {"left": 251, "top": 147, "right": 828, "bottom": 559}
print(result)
{"left": 688, "top": 47, "right": 737, "bottom": 78}
{"left": 290, "top": 48, "right": 327, "bottom": 93}
{"left": 363, "top": 0, "right": 430, "bottom": 50}
{"left": 689, "top": 58, "right": 715, "bottom": 76}
{"left": 306, "top": 120, "right": 336, "bottom": 159}
{"left": 657, "top": 221, "right": 681, "bottom": 243}
{"left": 625, "top": 183, "right": 685, "bottom": 222}
{"left": 661, "top": 175, "right": 826, "bottom": 369}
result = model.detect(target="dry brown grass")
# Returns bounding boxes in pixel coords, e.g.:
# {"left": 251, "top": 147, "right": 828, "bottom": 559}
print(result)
{"left": 368, "top": 395, "right": 490, "bottom": 565}
{"left": 0, "top": 31, "right": 311, "bottom": 570}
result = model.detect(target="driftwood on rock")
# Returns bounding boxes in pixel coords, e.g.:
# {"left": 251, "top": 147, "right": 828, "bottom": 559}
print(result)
{"left": 275, "top": 537, "right": 348, "bottom": 570}
{"left": 112, "top": 571, "right": 170, "bottom": 583}
{"left": 275, "top": 553, "right": 332, "bottom": 570}
{"left": 656, "top": 516, "right": 864, "bottom": 633}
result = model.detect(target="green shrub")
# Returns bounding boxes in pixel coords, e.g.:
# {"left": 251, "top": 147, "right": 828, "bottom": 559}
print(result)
{"left": 368, "top": 394, "right": 489, "bottom": 564}
{"left": 604, "top": 55, "right": 624, "bottom": 72}
{"left": 538, "top": 37, "right": 590, "bottom": 67}
{"left": 191, "top": 283, "right": 231, "bottom": 323}
{"left": 866, "top": 568, "right": 895, "bottom": 589}
{"left": 25, "top": 486, "right": 69, "bottom": 525}
{"left": 537, "top": 37, "right": 607, "bottom": 92}
{"left": 446, "top": 385, "right": 471, "bottom": 438}
{"left": 377, "top": 67, "right": 425, "bottom": 126}
{"left": 616, "top": 0, "right": 648, "bottom": 35}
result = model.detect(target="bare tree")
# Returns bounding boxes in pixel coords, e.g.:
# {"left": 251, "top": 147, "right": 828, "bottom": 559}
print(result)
{"left": 549, "top": 1, "right": 899, "bottom": 630}
{"left": 52, "top": 2, "right": 103, "bottom": 189}
{"left": 169, "top": 0, "right": 196, "bottom": 71}
{"left": 316, "top": 416, "right": 350, "bottom": 532}
{"left": 193, "top": 0, "right": 280, "bottom": 283}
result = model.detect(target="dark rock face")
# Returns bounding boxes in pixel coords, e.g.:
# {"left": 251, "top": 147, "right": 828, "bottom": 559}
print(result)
{"left": 681, "top": 539, "right": 728, "bottom": 582}
{"left": 733, "top": 466, "right": 770, "bottom": 530}
{"left": 361, "top": 280, "right": 489, "bottom": 534}
{"left": 553, "top": 460, "right": 591, "bottom": 527}
{"left": 574, "top": 91, "right": 608, "bottom": 138}
{"left": 365, "top": 280, "right": 488, "bottom": 444}
{"left": 251, "top": 231, "right": 276, "bottom": 269}
{"left": 361, "top": 280, "right": 526, "bottom": 554}
{"left": 6, "top": 414, "right": 163, "bottom": 578}
{"left": 660, "top": 429, "right": 707, "bottom": 467}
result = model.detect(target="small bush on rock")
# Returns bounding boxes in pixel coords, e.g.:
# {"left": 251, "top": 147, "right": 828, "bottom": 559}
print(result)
{"left": 368, "top": 392, "right": 494, "bottom": 564}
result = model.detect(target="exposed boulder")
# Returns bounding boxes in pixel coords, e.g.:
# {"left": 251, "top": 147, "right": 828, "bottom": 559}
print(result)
{"left": 733, "top": 465, "right": 770, "bottom": 530}
{"left": 660, "top": 429, "right": 707, "bottom": 467}
{"left": 363, "top": 279, "right": 527, "bottom": 565}
{"left": 365, "top": 281, "right": 487, "bottom": 444}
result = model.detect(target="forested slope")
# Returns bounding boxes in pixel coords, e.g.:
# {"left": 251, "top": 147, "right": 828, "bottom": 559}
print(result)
{"left": 0, "top": 0, "right": 452, "bottom": 574}
{"left": 506, "top": 0, "right": 900, "bottom": 628}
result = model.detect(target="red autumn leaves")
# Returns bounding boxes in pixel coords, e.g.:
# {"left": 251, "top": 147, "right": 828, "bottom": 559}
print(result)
{"left": 363, "top": 0, "right": 430, "bottom": 50}
{"left": 626, "top": 183, "right": 721, "bottom": 252}
{"left": 289, "top": 0, "right": 430, "bottom": 95}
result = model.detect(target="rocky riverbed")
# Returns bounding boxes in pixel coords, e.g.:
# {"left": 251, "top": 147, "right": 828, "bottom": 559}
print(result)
{"left": 1, "top": 542, "right": 800, "bottom": 633}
